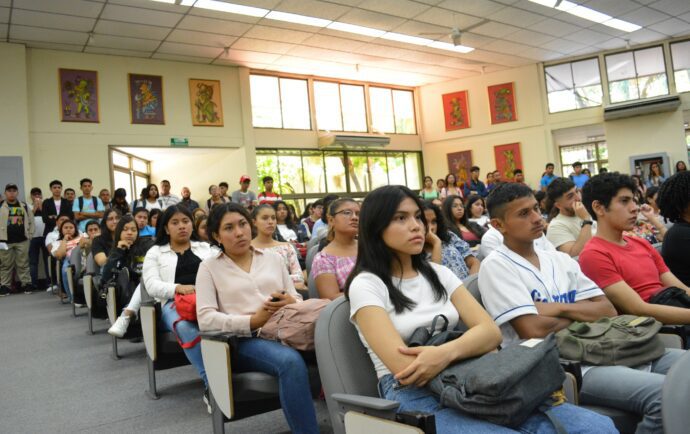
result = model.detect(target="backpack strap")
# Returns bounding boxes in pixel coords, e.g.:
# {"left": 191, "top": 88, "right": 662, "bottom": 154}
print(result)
{"left": 79, "top": 197, "right": 84, "bottom": 210}
{"left": 92, "top": 197, "right": 98, "bottom": 210}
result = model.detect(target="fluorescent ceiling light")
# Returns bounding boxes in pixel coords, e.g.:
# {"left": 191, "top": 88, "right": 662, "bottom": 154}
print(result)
{"left": 180, "top": 0, "right": 196, "bottom": 5}
{"left": 380, "top": 32, "right": 431, "bottom": 46}
{"left": 427, "top": 41, "right": 474, "bottom": 53}
{"left": 603, "top": 18, "right": 642, "bottom": 32}
{"left": 193, "top": 0, "right": 268, "bottom": 17}
{"left": 564, "top": 5, "right": 611, "bottom": 23}
{"left": 151, "top": 0, "right": 175, "bottom": 3}
{"left": 529, "top": 0, "right": 641, "bottom": 32}
{"left": 326, "top": 22, "right": 386, "bottom": 38}
{"left": 554, "top": 0, "right": 577, "bottom": 12}
{"left": 528, "top": 0, "right": 558, "bottom": 6}
{"left": 265, "top": 11, "right": 331, "bottom": 27}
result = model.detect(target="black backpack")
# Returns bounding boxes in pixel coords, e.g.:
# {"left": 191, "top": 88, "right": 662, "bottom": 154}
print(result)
{"left": 78, "top": 196, "right": 99, "bottom": 211}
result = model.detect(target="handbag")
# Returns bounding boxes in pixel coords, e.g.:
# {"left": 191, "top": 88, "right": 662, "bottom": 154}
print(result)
{"left": 407, "top": 314, "right": 464, "bottom": 347}
{"left": 259, "top": 298, "right": 330, "bottom": 351}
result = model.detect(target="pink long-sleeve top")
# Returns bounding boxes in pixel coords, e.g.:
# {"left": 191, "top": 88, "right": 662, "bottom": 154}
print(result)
{"left": 195, "top": 247, "right": 301, "bottom": 336}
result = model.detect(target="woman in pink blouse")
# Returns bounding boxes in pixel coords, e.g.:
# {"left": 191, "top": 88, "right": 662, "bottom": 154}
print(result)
{"left": 311, "top": 198, "right": 359, "bottom": 300}
{"left": 195, "top": 203, "right": 319, "bottom": 434}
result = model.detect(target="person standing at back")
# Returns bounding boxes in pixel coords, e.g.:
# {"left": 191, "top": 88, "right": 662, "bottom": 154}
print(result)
{"left": 258, "top": 176, "right": 282, "bottom": 205}
{"left": 99, "top": 188, "right": 112, "bottom": 210}
{"left": 231, "top": 175, "right": 257, "bottom": 209}
{"left": 42, "top": 180, "right": 73, "bottom": 236}
{"left": 179, "top": 187, "right": 199, "bottom": 212}
{"left": 159, "top": 180, "right": 180, "bottom": 210}
{"left": 463, "top": 166, "right": 487, "bottom": 198}
{"left": 73, "top": 178, "right": 105, "bottom": 233}
{"left": 569, "top": 162, "right": 589, "bottom": 190}
{"left": 28, "top": 187, "right": 49, "bottom": 291}
{"left": 540, "top": 163, "right": 557, "bottom": 191}
{"left": 0, "top": 183, "right": 35, "bottom": 295}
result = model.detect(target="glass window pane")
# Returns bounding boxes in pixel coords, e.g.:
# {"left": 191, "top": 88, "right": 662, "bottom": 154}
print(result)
{"left": 340, "top": 85, "right": 367, "bottom": 132}
{"left": 671, "top": 41, "right": 690, "bottom": 70}
{"left": 112, "top": 151, "right": 130, "bottom": 168}
{"left": 132, "top": 158, "right": 148, "bottom": 173}
{"left": 250, "top": 75, "right": 282, "bottom": 128}
{"left": 609, "top": 79, "right": 639, "bottom": 103}
{"left": 276, "top": 152, "right": 304, "bottom": 195}
{"left": 606, "top": 52, "right": 636, "bottom": 81}
{"left": 314, "top": 81, "right": 343, "bottom": 131}
{"left": 638, "top": 73, "right": 668, "bottom": 98}
{"left": 597, "top": 142, "right": 608, "bottom": 160}
{"left": 404, "top": 153, "right": 421, "bottom": 190}
{"left": 114, "top": 170, "right": 132, "bottom": 202}
{"left": 392, "top": 90, "right": 416, "bottom": 134}
{"left": 676, "top": 69, "right": 690, "bottom": 93}
{"left": 548, "top": 89, "right": 576, "bottom": 113}
{"left": 574, "top": 85, "right": 603, "bottom": 108}
{"left": 302, "top": 152, "right": 326, "bottom": 194}
{"left": 347, "top": 153, "right": 370, "bottom": 193}
{"left": 279, "top": 78, "right": 310, "bottom": 130}
{"left": 256, "top": 153, "right": 279, "bottom": 190}
{"left": 387, "top": 153, "right": 405, "bottom": 186}
{"left": 635, "top": 46, "right": 665, "bottom": 76}
{"left": 134, "top": 175, "right": 148, "bottom": 200}
{"left": 572, "top": 58, "right": 601, "bottom": 87}
{"left": 368, "top": 154, "right": 388, "bottom": 189}
{"left": 324, "top": 152, "right": 347, "bottom": 193}
{"left": 545, "top": 63, "right": 573, "bottom": 92}
{"left": 370, "top": 87, "right": 395, "bottom": 133}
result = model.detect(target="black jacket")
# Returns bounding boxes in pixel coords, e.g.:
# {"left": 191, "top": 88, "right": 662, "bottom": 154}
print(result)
{"left": 41, "top": 198, "right": 74, "bottom": 236}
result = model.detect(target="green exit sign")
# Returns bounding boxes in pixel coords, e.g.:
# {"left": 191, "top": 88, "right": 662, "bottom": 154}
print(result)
{"left": 170, "top": 137, "right": 189, "bottom": 146}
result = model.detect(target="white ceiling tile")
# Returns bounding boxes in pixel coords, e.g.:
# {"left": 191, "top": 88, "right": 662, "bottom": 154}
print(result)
{"left": 482, "top": 39, "right": 533, "bottom": 56}
{"left": 166, "top": 29, "right": 238, "bottom": 47}
{"left": 10, "top": 24, "right": 87, "bottom": 45}
{"left": 188, "top": 7, "right": 261, "bottom": 25}
{"left": 414, "top": 8, "right": 485, "bottom": 29}
{"left": 213, "top": 59, "right": 270, "bottom": 68}
{"left": 0, "top": 23, "right": 7, "bottom": 37}
{"left": 101, "top": 4, "right": 182, "bottom": 27}
{"left": 471, "top": 21, "right": 522, "bottom": 38}
{"left": 84, "top": 46, "right": 151, "bottom": 58}
{"left": 494, "top": 0, "right": 520, "bottom": 4}
{"left": 286, "top": 45, "right": 363, "bottom": 64}
{"left": 11, "top": 9, "right": 96, "bottom": 32}
{"left": 528, "top": 18, "right": 580, "bottom": 37}
{"left": 89, "top": 34, "right": 161, "bottom": 51}
{"left": 351, "top": 43, "right": 415, "bottom": 59}
{"left": 649, "top": 0, "right": 690, "bottom": 16}
{"left": 437, "top": 0, "right": 506, "bottom": 18}
{"left": 231, "top": 37, "right": 297, "bottom": 54}
{"left": 177, "top": 15, "right": 253, "bottom": 36}
{"left": 505, "top": 29, "right": 555, "bottom": 46}
{"left": 11, "top": 39, "right": 83, "bottom": 51}
{"left": 627, "top": 28, "right": 670, "bottom": 44}
{"left": 567, "top": 47, "right": 601, "bottom": 57}
{"left": 438, "top": 56, "right": 490, "bottom": 70}
{"left": 217, "top": 49, "right": 281, "bottom": 64}
{"left": 357, "top": 0, "right": 431, "bottom": 19}
{"left": 157, "top": 41, "right": 223, "bottom": 58}
{"left": 563, "top": 28, "right": 612, "bottom": 45}
{"left": 0, "top": 0, "right": 9, "bottom": 6}
{"left": 320, "top": 0, "right": 365, "bottom": 5}
{"left": 491, "top": 7, "right": 545, "bottom": 26}
{"left": 415, "top": 0, "right": 445, "bottom": 5}
{"left": 337, "top": 8, "right": 406, "bottom": 31}
{"left": 274, "top": 0, "right": 350, "bottom": 20}
{"left": 648, "top": 18, "right": 690, "bottom": 36}
{"left": 618, "top": 7, "right": 670, "bottom": 26}
{"left": 520, "top": 47, "right": 562, "bottom": 61}
{"left": 107, "top": 0, "right": 191, "bottom": 13}
{"left": 12, "top": 0, "right": 103, "bottom": 18}
{"left": 593, "top": 25, "right": 628, "bottom": 38}
{"left": 550, "top": 11, "right": 598, "bottom": 28}
{"left": 458, "top": 32, "right": 496, "bottom": 48}
{"left": 540, "top": 38, "right": 588, "bottom": 54}
{"left": 243, "top": 25, "right": 313, "bottom": 44}
{"left": 403, "top": 49, "right": 456, "bottom": 65}
{"left": 391, "top": 20, "right": 449, "bottom": 39}
{"left": 0, "top": 7, "right": 8, "bottom": 23}
{"left": 679, "top": 11, "right": 690, "bottom": 23}
{"left": 595, "top": 38, "right": 628, "bottom": 50}
{"left": 583, "top": 0, "right": 641, "bottom": 17}
{"left": 94, "top": 20, "right": 170, "bottom": 40}
{"left": 463, "top": 49, "right": 533, "bottom": 67}
{"left": 302, "top": 34, "right": 365, "bottom": 51}
{"left": 511, "top": 0, "right": 560, "bottom": 17}
{"left": 151, "top": 53, "right": 211, "bottom": 64}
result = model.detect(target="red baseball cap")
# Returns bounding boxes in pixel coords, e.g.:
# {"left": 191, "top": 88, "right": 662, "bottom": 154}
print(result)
{"left": 239, "top": 175, "right": 251, "bottom": 183}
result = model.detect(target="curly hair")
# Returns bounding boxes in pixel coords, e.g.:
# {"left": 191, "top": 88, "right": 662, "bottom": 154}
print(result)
{"left": 657, "top": 171, "right": 690, "bottom": 224}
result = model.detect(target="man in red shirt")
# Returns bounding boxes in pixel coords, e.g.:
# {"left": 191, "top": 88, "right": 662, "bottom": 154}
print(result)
{"left": 258, "top": 176, "right": 282, "bottom": 205}
{"left": 579, "top": 172, "right": 690, "bottom": 324}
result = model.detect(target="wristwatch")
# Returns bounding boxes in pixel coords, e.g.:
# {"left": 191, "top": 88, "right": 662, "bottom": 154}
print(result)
{"left": 581, "top": 220, "right": 593, "bottom": 228}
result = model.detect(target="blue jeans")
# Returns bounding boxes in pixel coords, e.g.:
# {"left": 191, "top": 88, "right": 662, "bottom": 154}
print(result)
{"left": 61, "top": 260, "right": 72, "bottom": 301}
{"left": 580, "top": 348, "right": 685, "bottom": 434}
{"left": 160, "top": 300, "right": 207, "bottom": 387}
{"left": 378, "top": 374, "right": 616, "bottom": 434}
{"left": 234, "top": 338, "right": 319, "bottom": 434}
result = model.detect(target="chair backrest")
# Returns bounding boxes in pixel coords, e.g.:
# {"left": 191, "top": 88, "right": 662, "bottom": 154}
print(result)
{"left": 306, "top": 244, "right": 319, "bottom": 275}
{"left": 463, "top": 274, "right": 482, "bottom": 305}
{"left": 315, "top": 297, "right": 379, "bottom": 434}
{"left": 663, "top": 350, "right": 690, "bottom": 434}
{"left": 69, "top": 246, "right": 82, "bottom": 276}
{"left": 84, "top": 253, "right": 98, "bottom": 275}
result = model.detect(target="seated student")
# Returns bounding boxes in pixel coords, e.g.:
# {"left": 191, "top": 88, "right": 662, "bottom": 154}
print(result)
{"left": 463, "top": 166, "right": 487, "bottom": 198}
{"left": 204, "top": 184, "right": 228, "bottom": 213}
{"left": 195, "top": 203, "right": 318, "bottom": 434}
{"left": 658, "top": 171, "right": 690, "bottom": 286}
{"left": 419, "top": 176, "right": 440, "bottom": 201}
{"left": 643, "top": 186, "right": 673, "bottom": 229}
{"left": 132, "top": 184, "right": 163, "bottom": 211}
{"left": 111, "top": 188, "right": 130, "bottom": 216}
{"left": 347, "top": 185, "right": 614, "bottom": 434}
{"left": 626, "top": 202, "right": 667, "bottom": 244}
{"left": 439, "top": 173, "right": 463, "bottom": 200}
{"left": 45, "top": 215, "right": 70, "bottom": 256}
{"left": 308, "top": 194, "right": 339, "bottom": 249}
{"left": 251, "top": 205, "right": 306, "bottom": 291}
{"left": 273, "top": 200, "right": 299, "bottom": 242}
{"left": 142, "top": 205, "right": 213, "bottom": 409}
{"left": 478, "top": 182, "right": 684, "bottom": 433}
{"left": 545, "top": 177, "right": 595, "bottom": 257}
{"left": 148, "top": 209, "right": 162, "bottom": 234}
{"left": 105, "top": 216, "right": 154, "bottom": 338}
{"left": 300, "top": 199, "right": 323, "bottom": 239}
{"left": 579, "top": 173, "right": 690, "bottom": 323}
{"left": 79, "top": 219, "right": 101, "bottom": 256}
{"left": 311, "top": 198, "right": 359, "bottom": 300}
{"left": 52, "top": 219, "right": 85, "bottom": 301}
{"left": 91, "top": 209, "right": 121, "bottom": 268}
{"left": 230, "top": 176, "right": 256, "bottom": 209}
{"left": 193, "top": 214, "right": 209, "bottom": 243}
{"left": 442, "top": 195, "right": 486, "bottom": 248}
{"left": 479, "top": 223, "right": 555, "bottom": 259}
{"left": 132, "top": 207, "right": 155, "bottom": 238}
{"left": 466, "top": 194, "right": 489, "bottom": 228}
{"left": 422, "top": 201, "right": 479, "bottom": 279}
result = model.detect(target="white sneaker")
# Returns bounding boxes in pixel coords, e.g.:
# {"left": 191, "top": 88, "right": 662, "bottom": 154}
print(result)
{"left": 108, "top": 315, "right": 131, "bottom": 338}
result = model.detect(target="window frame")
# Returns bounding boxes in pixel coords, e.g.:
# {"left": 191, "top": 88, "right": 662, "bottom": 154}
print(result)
{"left": 604, "top": 45, "right": 669, "bottom": 104}
{"left": 670, "top": 39, "right": 690, "bottom": 94}
{"left": 544, "top": 57, "right": 603, "bottom": 114}
{"left": 250, "top": 74, "right": 312, "bottom": 131}
{"left": 558, "top": 140, "right": 609, "bottom": 177}
{"left": 109, "top": 148, "right": 151, "bottom": 201}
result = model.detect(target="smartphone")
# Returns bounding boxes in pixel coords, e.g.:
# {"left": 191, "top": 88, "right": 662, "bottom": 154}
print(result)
{"left": 270, "top": 291, "right": 286, "bottom": 302}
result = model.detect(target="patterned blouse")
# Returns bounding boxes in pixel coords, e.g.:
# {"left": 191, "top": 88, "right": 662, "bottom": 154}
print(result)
{"left": 311, "top": 251, "right": 356, "bottom": 292}
{"left": 440, "top": 231, "right": 474, "bottom": 280}
{"left": 260, "top": 243, "right": 304, "bottom": 284}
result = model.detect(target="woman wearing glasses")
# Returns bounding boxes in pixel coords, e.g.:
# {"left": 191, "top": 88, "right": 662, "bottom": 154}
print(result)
{"left": 310, "top": 198, "right": 359, "bottom": 300}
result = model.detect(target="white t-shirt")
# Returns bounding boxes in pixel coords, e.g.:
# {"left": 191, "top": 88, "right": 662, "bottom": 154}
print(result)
{"left": 45, "top": 229, "right": 59, "bottom": 252}
{"left": 277, "top": 224, "right": 297, "bottom": 242}
{"left": 478, "top": 244, "right": 603, "bottom": 347}
{"left": 546, "top": 213, "right": 597, "bottom": 249}
{"left": 159, "top": 194, "right": 180, "bottom": 210}
{"left": 349, "top": 262, "right": 462, "bottom": 378}
{"left": 469, "top": 215, "right": 489, "bottom": 228}
{"left": 479, "top": 225, "right": 555, "bottom": 259}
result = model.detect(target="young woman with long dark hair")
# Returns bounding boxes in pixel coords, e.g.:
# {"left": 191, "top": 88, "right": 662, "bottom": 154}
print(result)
{"left": 91, "top": 209, "right": 121, "bottom": 267}
{"left": 442, "top": 195, "right": 486, "bottom": 247}
{"left": 53, "top": 219, "right": 84, "bottom": 301}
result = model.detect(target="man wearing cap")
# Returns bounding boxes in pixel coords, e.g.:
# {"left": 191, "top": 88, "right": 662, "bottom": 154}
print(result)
{"left": 231, "top": 175, "right": 257, "bottom": 209}
{"left": 0, "top": 183, "right": 35, "bottom": 296}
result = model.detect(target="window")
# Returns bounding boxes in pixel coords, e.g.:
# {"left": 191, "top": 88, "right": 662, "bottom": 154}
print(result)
{"left": 545, "top": 58, "right": 603, "bottom": 113}
{"left": 110, "top": 149, "right": 151, "bottom": 202}
{"left": 313, "top": 81, "right": 367, "bottom": 132}
{"left": 559, "top": 140, "right": 608, "bottom": 177}
{"left": 671, "top": 40, "right": 690, "bottom": 93}
{"left": 369, "top": 87, "right": 416, "bottom": 134}
{"left": 255, "top": 148, "right": 423, "bottom": 211}
{"left": 605, "top": 46, "right": 668, "bottom": 103}
{"left": 249, "top": 75, "right": 310, "bottom": 129}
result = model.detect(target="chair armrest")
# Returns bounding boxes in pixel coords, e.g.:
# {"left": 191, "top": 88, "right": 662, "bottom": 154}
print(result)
{"left": 559, "top": 359, "right": 583, "bottom": 392}
{"left": 200, "top": 330, "right": 237, "bottom": 342}
{"left": 332, "top": 393, "right": 400, "bottom": 411}
{"left": 660, "top": 325, "right": 686, "bottom": 347}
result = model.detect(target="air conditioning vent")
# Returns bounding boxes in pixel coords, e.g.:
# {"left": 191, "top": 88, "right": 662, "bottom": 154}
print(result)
{"left": 318, "top": 132, "right": 390, "bottom": 149}
{"left": 604, "top": 95, "right": 681, "bottom": 121}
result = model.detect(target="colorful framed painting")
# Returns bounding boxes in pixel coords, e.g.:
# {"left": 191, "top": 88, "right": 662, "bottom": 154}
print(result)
{"left": 59, "top": 68, "right": 99, "bottom": 123}
{"left": 447, "top": 150, "right": 473, "bottom": 186}
{"left": 488, "top": 82, "right": 517, "bottom": 124}
{"left": 442, "top": 90, "right": 470, "bottom": 131}
{"left": 129, "top": 73, "right": 165, "bottom": 125}
{"left": 494, "top": 143, "right": 522, "bottom": 182}
{"left": 189, "top": 79, "right": 223, "bottom": 127}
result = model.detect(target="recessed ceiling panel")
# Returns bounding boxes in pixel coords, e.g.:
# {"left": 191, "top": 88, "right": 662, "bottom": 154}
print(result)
{"left": 337, "top": 8, "right": 406, "bottom": 31}
{"left": 274, "top": 0, "right": 350, "bottom": 20}
{"left": 177, "top": 15, "right": 253, "bottom": 36}
{"left": 243, "top": 24, "right": 313, "bottom": 44}
{"left": 101, "top": 3, "right": 182, "bottom": 27}
{"left": 12, "top": 0, "right": 103, "bottom": 18}
{"left": 10, "top": 24, "right": 87, "bottom": 45}
{"left": 94, "top": 20, "right": 171, "bottom": 40}
{"left": 157, "top": 41, "right": 224, "bottom": 58}
{"left": 357, "top": 0, "right": 431, "bottom": 19}
{"left": 232, "top": 37, "right": 296, "bottom": 54}
{"left": 90, "top": 33, "right": 162, "bottom": 51}
{"left": 167, "top": 29, "right": 238, "bottom": 47}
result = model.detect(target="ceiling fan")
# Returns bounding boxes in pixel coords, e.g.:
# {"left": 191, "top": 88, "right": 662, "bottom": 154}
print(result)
{"left": 419, "top": 19, "right": 489, "bottom": 47}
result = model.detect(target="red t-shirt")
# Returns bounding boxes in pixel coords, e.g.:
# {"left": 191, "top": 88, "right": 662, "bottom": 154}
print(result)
{"left": 258, "top": 191, "right": 282, "bottom": 205}
{"left": 579, "top": 235, "right": 669, "bottom": 302}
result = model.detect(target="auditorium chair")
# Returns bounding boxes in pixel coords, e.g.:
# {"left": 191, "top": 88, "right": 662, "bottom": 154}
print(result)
{"left": 662, "top": 350, "right": 690, "bottom": 434}
{"left": 82, "top": 253, "right": 99, "bottom": 335}
{"left": 65, "top": 246, "right": 86, "bottom": 318}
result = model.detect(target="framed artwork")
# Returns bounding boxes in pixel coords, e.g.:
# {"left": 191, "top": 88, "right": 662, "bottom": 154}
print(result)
{"left": 189, "top": 79, "right": 224, "bottom": 127}
{"left": 446, "top": 150, "right": 473, "bottom": 186}
{"left": 59, "top": 68, "right": 99, "bottom": 123}
{"left": 442, "top": 90, "right": 470, "bottom": 131}
{"left": 128, "top": 73, "right": 165, "bottom": 125}
{"left": 488, "top": 82, "right": 517, "bottom": 124}
{"left": 494, "top": 143, "right": 522, "bottom": 182}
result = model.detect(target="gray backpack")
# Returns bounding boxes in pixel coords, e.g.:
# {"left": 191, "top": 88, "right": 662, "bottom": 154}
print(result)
{"left": 556, "top": 315, "right": 665, "bottom": 366}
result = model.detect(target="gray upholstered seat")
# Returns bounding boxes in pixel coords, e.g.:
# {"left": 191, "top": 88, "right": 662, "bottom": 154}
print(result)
{"left": 662, "top": 350, "right": 690, "bottom": 434}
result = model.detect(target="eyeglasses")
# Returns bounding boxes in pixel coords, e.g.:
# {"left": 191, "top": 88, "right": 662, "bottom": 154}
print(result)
{"left": 334, "top": 209, "right": 360, "bottom": 218}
